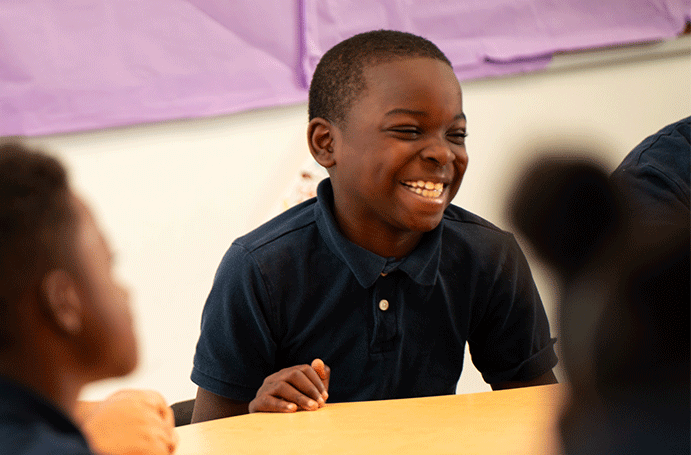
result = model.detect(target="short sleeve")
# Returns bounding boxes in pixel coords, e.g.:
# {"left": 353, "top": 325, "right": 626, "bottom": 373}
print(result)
{"left": 610, "top": 117, "right": 690, "bottom": 224}
{"left": 467, "top": 234, "right": 557, "bottom": 384}
{"left": 191, "top": 243, "right": 278, "bottom": 402}
{"left": 612, "top": 163, "right": 689, "bottom": 223}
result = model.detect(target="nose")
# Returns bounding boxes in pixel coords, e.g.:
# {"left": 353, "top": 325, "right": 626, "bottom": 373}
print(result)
{"left": 420, "top": 138, "right": 456, "bottom": 167}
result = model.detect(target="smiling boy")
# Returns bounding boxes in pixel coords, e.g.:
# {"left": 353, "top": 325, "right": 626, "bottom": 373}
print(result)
{"left": 191, "top": 30, "right": 557, "bottom": 421}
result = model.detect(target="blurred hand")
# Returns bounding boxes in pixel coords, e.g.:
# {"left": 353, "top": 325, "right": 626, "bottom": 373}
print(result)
{"left": 78, "top": 389, "right": 177, "bottom": 455}
{"left": 249, "top": 358, "right": 330, "bottom": 413}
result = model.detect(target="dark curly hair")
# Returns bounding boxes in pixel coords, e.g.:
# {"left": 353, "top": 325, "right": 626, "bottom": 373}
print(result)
{"left": 0, "top": 141, "right": 74, "bottom": 346}
{"left": 308, "top": 29, "right": 452, "bottom": 126}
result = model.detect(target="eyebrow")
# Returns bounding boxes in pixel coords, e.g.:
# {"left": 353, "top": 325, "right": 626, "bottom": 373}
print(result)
{"left": 384, "top": 108, "right": 466, "bottom": 122}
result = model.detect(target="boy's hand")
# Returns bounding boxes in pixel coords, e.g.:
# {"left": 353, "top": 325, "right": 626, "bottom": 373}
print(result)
{"left": 79, "top": 389, "right": 178, "bottom": 455}
{"left": 249, "top": 358, "right": 330, "bottom": 413}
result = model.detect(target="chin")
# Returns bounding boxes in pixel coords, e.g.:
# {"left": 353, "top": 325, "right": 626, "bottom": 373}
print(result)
{"left": 107, "top": 356, "right": 138, "bottom": 379}
{"left": 121, "top": 350, "right": 139, "bottom": 376}
{"left": 407, "top": 214, "right": 444, "bottom": 232}
{"left": 104, "top": 340, "right": 139, "bottom": 379}
{"left": 118, "top": 340, "right": 139, "bottom": 376}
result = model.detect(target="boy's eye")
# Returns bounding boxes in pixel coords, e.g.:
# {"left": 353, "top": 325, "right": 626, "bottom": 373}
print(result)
{"left": 390, "top": 128, "right": 421, "bottom": 139}
{"left": 447, "top": 131, "right": 467, "bottom": 144}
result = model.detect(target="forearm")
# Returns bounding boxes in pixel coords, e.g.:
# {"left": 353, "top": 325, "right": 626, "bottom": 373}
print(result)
{"left": 191, "top": 387, "right": 250, "bottom": 423}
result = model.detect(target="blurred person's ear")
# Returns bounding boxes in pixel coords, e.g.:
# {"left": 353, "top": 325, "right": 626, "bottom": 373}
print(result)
{"left": 41, "top": 269, "right": 83, "bottom": 335}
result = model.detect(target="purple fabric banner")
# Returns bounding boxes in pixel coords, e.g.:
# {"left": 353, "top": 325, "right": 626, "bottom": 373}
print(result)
{"left": 0, "top": 1, "right": 306, "bottom": 136}
{"left": 0, "top": 0, "right": 688, "bottom": 137}
{"left": 302, "top": 0, "right": 690, "bottom": 85}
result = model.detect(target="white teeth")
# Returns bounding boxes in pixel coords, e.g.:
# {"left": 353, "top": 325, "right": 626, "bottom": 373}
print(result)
{"left": 405, "top": 180, "right": 444, "bottom": 190}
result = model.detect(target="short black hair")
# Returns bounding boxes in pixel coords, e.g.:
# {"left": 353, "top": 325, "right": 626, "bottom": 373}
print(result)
{"left": 308, "top": 29, "right": 452, "bottom": 126}
{"left": 0, "top": 142, "right": 74, "bottom": 346}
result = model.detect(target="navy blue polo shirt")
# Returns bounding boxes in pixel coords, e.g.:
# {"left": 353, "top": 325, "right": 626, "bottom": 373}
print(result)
{"left": 192, "top": 179, "right": 557, "bottom": 403}
{"left": 611, "top": 116, "right": 690, "bottom": 223}
{"left": 0, "top": 377, "right": 92, "bottom": 455}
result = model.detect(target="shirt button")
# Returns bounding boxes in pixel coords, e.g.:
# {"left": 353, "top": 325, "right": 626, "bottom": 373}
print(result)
{"left": 378, "top": 299, "right": 390, "bottom": 311}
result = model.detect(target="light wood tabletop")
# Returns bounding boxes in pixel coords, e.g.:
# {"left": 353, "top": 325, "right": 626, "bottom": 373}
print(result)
{"left": 174, "top": 384, "right": 566, "bottom": 455}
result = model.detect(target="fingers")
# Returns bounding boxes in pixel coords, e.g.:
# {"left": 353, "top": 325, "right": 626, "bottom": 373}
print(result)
{"left": 126, "top": 417, "right": 177, "bottom": 455}
{"left": 125, "top": 390, "right": 169, "bottom": 413}
{"left": 249, "top": 392, "right": 299, "bottom": 413}
{"left": 150, "top": 423, "right": 178, "bottom": 455}
{"left": 160, "top": 402, "right": 176, "bottom": 428}
{"left": 311, "top": 358, "right": 331, "bottom": 394}
{"left": 311, "top": 358, "right": 327, "bottom": 380}
{"left": 258, "top": 380, "right": 322, "bottom": 412}
{"left": 88, "top": 389, "right": 177, "bottom": 455}
{"left": 109, "top": 390, "right": 175, "bottom": 429}
{"left": 249, "top": 361, "right": 331, "bottom": 413}
{"left": 169, "top": 427, "right": 179, "bottom": 452}
{"left": 140, "top": 404, "right": 178, "bottom": 454}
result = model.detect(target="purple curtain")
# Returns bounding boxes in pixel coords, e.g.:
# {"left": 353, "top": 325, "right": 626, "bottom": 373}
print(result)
{"left": 1, "top": 0, "right": 687, "bottom": 137}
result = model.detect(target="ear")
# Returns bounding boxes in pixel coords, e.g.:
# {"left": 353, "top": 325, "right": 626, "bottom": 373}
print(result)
{"left": 41, "top": 269, "right": 83, "bottom": 335}
{"left": 307, "top": 118, "right": 337, "bottom": 169}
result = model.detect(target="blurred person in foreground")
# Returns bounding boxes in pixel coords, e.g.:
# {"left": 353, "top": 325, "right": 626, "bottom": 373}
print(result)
{"left": 510, "top": 135, "right": 689, "bottom": 454}
{"left": 0, "top": 142, "right": 177, "bottom": 455}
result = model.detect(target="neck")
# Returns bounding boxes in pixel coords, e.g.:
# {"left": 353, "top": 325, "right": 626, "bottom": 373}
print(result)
{"left": 0, "top": 339, "right": 84, "bottom": 418}
{"left": 338, "top": 215, "right": 424, "bottom": 259}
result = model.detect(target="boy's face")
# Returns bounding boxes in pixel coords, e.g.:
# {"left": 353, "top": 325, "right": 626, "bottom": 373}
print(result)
{"left": 329, "top": 57, "right": 467, "bottom": 244}
{"left": 69, "top": 195, "right": 138, "bottom": 380}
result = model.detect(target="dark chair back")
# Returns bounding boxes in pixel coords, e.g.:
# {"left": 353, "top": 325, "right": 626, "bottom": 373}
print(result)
{"left": 171, "top": 399, "right": 195, "bottom": 427}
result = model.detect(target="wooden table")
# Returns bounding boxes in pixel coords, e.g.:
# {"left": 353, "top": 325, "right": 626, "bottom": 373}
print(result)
{"left": 175, "top": 384, "right": 566, "bottom": 455}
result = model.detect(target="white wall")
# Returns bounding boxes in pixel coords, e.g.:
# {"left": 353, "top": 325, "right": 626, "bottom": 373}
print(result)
{"left": 21, "top": 36, "right": 691, "bottom": 404}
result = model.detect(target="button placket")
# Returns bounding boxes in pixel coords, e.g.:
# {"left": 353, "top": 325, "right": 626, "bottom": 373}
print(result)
{"left": 370, "top": 273, "right": 398, "bottom": 353}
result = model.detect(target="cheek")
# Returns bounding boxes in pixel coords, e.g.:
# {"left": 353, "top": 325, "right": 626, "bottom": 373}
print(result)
{"left": 448, "top": 152, "right": 469, "bottom": 198}
{"left": 81, "top": 274, "right": 138, "bottom": 375}
{"left": 456, "top": 146, "right": 469, "bottom": 168}
{"left": 455, "top": 149, "right": 469, "bottom": 179}
{"left": 104, "top": 281, "right": 138, "bottom": 371}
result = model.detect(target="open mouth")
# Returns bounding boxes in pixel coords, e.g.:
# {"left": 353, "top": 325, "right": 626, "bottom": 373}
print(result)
{"left": 402, "top": 180, "right": 444, "bottom": 199}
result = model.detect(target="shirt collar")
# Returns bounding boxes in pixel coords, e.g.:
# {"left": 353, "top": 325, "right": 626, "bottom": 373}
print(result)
{"left": 314, "top": 178, "right": 442, "bottom": 288}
